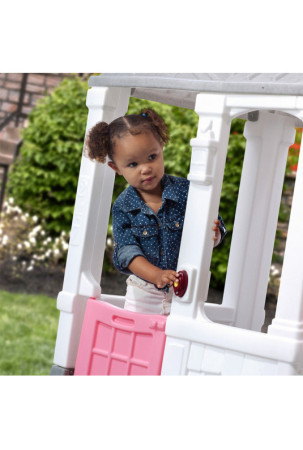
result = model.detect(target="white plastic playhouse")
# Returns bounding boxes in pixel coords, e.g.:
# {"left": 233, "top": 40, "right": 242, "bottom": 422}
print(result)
{"left": 51, "top": 73, "right": 303, "bottom": 376}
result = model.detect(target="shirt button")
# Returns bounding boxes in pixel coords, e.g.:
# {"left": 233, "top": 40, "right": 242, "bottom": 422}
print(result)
{"left": 143, "top": 230, "right": 148, "bottom": 236}
{"left": 175, "top": 222, "right": 180, "bottom": 228}
{"left": 160, "top": 250, "right": 164, "bottom": 255}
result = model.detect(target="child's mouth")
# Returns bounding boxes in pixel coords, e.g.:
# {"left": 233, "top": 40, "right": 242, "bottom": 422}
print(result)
{"left": 142, "top": 177, "right": 154, "bottom": 184}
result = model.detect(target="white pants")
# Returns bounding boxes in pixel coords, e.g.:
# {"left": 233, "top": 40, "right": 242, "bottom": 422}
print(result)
{"left": 124, "top": 275, "right": 173, "bottom": 315}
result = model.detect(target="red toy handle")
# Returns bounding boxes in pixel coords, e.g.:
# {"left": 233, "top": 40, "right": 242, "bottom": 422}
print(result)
{"left": 173, "top": 270, "right": 188, "bottom": 297}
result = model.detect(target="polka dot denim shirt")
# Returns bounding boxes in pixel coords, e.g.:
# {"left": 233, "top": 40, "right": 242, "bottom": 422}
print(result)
{"left": 112, "top": 174, "right": 226, "bottom": 286}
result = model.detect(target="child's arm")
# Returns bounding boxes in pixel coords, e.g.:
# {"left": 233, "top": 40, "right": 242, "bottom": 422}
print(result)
{"left": 128, "top": 256, "right": 179, "bottom": 289}
{"left": 213, "top": 219, "right": 221, "bottom": 246}
{"left": 128, "top": 219, "right": 224, "bottom": 288}
{"left": 213, "top": 216, "right": 227, "bottom": 247}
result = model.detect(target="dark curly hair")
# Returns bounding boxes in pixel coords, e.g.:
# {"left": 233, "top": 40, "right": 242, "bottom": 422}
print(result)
{"left": 85, "top": 108, "right": 169, "bottom": 164}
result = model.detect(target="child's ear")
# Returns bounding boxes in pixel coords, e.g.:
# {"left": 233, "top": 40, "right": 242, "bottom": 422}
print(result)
{"left": 108, "top": 161, "right": 121, "bottom": 175}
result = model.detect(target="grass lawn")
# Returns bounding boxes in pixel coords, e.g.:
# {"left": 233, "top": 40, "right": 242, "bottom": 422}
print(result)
{"left": 0, "top": 289, "right": 59, "bottom": 375}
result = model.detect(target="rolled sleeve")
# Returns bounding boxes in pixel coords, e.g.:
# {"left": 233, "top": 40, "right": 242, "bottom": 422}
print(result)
{"left": 215, "top": 214, "right": 227, "bottom": 247}
{"left": 112, "top": 202, "right": 147, "bottom": 274}
{"left": 114, "top": 244, "right": 146, "bottom": 274}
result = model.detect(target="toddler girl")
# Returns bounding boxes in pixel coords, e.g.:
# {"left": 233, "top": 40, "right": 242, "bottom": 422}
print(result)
{"left": 87, "top": 108, "right": 226, "bottom": 315}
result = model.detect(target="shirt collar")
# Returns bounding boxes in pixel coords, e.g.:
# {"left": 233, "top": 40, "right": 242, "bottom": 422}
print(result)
{"left": 161, "top": 174, "right": 179, "bottom": 202}
{"left": 121, "top": 174, "right": 179, "bottom": 213}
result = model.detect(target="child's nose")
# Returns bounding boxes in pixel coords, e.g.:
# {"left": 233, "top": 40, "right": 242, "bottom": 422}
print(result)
{"left": 141, "top": 164, "right": 151, "bottom": 174}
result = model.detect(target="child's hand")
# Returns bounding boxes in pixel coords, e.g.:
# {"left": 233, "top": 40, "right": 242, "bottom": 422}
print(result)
{"left": 155, "top": 269, "right": 179, "bottom": 289}
{"left": 212, "top": 219, "right": 221, "bottom": 245}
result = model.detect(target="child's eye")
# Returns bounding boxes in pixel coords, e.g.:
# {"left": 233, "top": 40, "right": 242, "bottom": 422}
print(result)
{"left": 148, "top": 154, "right": 157, "bottom": 161}
{"left": 128, "top": 162, "right": 137, "bottom": 168}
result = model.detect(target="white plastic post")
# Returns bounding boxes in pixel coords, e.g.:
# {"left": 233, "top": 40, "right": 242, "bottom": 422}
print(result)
{"left": 222, "top": 111, "right": 296, "bottom": 331}
{"left": 53, "top": 87, "right": 130, "bottom": 369}
{"left": 162, "top": 93, "right": 231, "bottom": 375}
{"left": 268, "top": 130, "right": 303, "bottom": 340}
{"left": 169, "top": 93, "right": 231, "bottom": 319}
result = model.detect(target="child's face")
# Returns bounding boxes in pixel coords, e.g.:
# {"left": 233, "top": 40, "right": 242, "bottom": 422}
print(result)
{"left": 108, "top": 131, "right": 165, "bottom": 196}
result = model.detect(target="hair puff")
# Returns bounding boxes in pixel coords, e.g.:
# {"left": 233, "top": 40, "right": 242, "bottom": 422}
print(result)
{"left": 86, "top": 122, "right": 110, "bottom": 163}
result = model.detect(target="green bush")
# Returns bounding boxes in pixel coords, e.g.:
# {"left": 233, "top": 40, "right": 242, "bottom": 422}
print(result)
{"left": 7, "top": 76, "right": 88, "bottom": 234}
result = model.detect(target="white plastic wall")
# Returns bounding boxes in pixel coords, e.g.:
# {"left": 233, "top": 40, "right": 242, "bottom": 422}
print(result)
{"left": 53, "top": 87, "right": 130, "bottom": 369}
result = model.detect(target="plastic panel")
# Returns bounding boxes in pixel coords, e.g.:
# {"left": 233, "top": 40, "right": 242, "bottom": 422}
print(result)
{"left": 75, "top": 299, "right": 167, "bottom": 375}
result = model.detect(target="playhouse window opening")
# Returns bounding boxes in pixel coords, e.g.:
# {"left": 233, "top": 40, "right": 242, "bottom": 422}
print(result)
{"left": 100, "top": 100, "right": 196, "bottom": 296}
{"left": 100, "top": 113, "right": 250, "bottom": 304}
{"left": 207, "top": 117, "right": 246, "bottom": 305}
{"left": 209, "top": 119, "right": 301, "bottom": 334}
{"left": 206, "top": 119, "right": 301, "bottom": 334}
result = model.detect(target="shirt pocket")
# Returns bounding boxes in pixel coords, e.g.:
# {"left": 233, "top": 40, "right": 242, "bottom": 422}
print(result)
{"left": 166, "top": 217, "right": 184, "bottom": 259}
{"left": 166, "top": 217, "right": 184, "bottom": 233}
{"left": 131, "top": 224, "right": 160, "bottom": 266}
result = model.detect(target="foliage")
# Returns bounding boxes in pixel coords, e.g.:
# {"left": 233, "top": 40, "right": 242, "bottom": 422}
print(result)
{"left": 287, "top": 128, "right": 301, "bottom": 173}
{"left": 0, "top": 198, "right": 69, "bottom": 276}
{"left": 0, "top": 289, "right": 59, "bottom": 375}
{"left": 7, "top": 76, "right": 88, "bottom": 235}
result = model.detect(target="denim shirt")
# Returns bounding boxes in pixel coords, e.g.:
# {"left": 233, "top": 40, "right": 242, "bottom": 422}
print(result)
{"left": 112, "top": 174, "right": 227, "bottom": 282}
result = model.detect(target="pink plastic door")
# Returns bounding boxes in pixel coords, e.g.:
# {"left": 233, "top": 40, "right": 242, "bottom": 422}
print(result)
{"left": 75, "top": 299, "right": 167, "bottom": 375}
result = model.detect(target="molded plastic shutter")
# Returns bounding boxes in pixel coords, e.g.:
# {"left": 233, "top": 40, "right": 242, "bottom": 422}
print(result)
{"left": 75, "top": 299, "right": 167, "bottom": 375}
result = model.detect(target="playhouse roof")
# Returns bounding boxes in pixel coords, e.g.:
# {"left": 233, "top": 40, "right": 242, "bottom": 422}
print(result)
{"left": 89, "top": 73, "right": 303, "bottom": 109}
